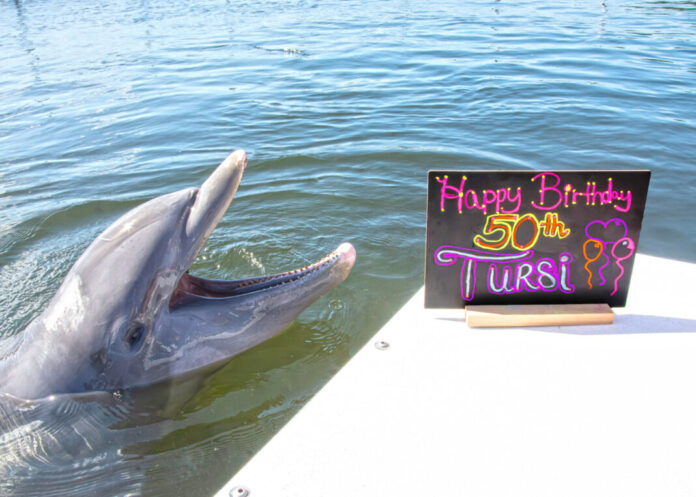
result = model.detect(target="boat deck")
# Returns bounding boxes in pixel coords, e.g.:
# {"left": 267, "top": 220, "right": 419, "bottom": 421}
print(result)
{"left": 216, "top": 254, "right": 696, "bottom": 497}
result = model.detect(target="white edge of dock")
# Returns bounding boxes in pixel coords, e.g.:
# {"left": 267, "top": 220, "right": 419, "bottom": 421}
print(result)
{"left": 215, "top": 253, "right": 696, "bottom": 497}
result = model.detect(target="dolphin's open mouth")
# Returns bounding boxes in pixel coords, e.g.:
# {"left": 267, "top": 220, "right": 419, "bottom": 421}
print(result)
{"left": 169, "top": 243, "right": 355, "bottom": 308}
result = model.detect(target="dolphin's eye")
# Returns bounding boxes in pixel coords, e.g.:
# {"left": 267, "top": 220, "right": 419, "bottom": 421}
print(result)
{"left": 125, "top": 323, "right": 146, "bottom": 349}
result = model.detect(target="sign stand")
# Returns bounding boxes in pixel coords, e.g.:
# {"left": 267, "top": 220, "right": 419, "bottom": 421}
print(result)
{"left": 465, "top": 303, "right": 614, "bottom": 328}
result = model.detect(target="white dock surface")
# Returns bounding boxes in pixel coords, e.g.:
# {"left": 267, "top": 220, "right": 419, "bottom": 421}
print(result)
{"left": 216, "top": 254, "right": 696, "bottom": 497}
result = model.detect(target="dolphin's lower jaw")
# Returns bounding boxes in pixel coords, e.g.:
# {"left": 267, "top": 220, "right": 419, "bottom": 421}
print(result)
{"left": 137, "top": 243, "right": 355, "bottom": 386}
{"left": 170, "top": 243, "right": 356, "bottom": 308}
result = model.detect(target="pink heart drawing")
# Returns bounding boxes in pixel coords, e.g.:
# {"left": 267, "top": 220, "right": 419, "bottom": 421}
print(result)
{"left": 584, "top": 218, "right": 628, "bottom": 245}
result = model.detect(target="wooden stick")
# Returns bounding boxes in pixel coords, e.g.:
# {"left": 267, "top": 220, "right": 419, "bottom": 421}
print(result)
{"left": 466, "top": 303, "right": 613, "bottom": 328}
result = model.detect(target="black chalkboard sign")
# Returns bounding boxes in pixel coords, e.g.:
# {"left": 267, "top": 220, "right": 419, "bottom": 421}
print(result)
{"left": 425, "top": 170, "right": 650, "bottom": 308}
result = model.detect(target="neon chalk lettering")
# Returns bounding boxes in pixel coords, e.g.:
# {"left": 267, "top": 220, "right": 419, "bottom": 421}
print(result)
{"left": 435, "top": 247, "right": 533, "bottom": 301}
{"left": 425, "top": 170, "right": 649, "bottom": 308}
{"left": 532, "top": 172, "right": 632, "bottom": 212}
{"left": 474, "top": 212, "right": 570, "bottom": 251}
{"left": 582, "top": 238, "right": 605, "bottom": 289}
{"left": 434, "top": 247, "right": 574, "bottom": 301}
{"left": 582, "top": 219, "right": 635, "bottom": 294}
{"left": 610, "top": 237, "right": 635, "bottom": 296}
{"left": 487, "top": 253, "right": 574, "bottom": 296}
{"left": 435, "top": 175, "right": 522, "bottom": 214}
{"left": 436, "top": 173, "right": 634, "bottom": 215}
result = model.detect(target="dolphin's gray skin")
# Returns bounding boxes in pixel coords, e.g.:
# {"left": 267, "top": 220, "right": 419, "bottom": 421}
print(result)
{"left": 0, "top": 150, "right": 356, "bottom": 400}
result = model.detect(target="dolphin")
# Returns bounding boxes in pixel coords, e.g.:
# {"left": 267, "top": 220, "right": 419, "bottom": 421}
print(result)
{"left": 0, "top": 150, "right": 356, "bottom": 400}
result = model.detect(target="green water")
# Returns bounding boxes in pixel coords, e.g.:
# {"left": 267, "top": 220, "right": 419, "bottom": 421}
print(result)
{"left": 1, "top": 0, "right": 695, "bottom": 495}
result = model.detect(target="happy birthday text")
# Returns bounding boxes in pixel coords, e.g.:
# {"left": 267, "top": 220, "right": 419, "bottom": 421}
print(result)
{"left": 435, "top": 172, "right": 632, "bottom": 215}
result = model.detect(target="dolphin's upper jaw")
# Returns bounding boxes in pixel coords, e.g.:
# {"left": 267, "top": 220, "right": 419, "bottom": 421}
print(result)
{"left": 169, "top": 242, "right": 356, "bottom": 308}
{"left": 183, "top": 149, "right": 247, "bottom": 263}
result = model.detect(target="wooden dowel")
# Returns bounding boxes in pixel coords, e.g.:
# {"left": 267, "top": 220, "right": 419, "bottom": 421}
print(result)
{"left": 466, "top": 303, "right": 613, "bottom": 328}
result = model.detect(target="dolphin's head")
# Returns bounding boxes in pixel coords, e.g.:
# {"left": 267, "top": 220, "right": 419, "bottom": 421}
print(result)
{"left": 5, "top": 151, "right": 355, "bottom": 399}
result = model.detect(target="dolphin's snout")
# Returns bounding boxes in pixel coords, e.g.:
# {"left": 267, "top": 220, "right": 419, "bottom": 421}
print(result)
{"left": 227, "top": 149, "right": 247, "bottom": 171}
{"left": 336, "top": 242, "right": 356, "bottom": 268}
{"left": 185, "top": 150, "right": 246, "bottom": 247}
{"left": 215, "top": 149, "right": 247, "bottom": 177}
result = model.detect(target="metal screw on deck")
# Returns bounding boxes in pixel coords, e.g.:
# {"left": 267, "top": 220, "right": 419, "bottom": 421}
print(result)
{"left": 374, "top": 340, "right": 390, "bottom": 350}
{"left": 230, "top": 486, "right": 249, "bottom": 497}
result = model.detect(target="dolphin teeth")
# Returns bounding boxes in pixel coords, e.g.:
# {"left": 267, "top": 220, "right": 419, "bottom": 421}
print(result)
{"left": 180, "top": 245, "right": 342, "bottom": 299}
